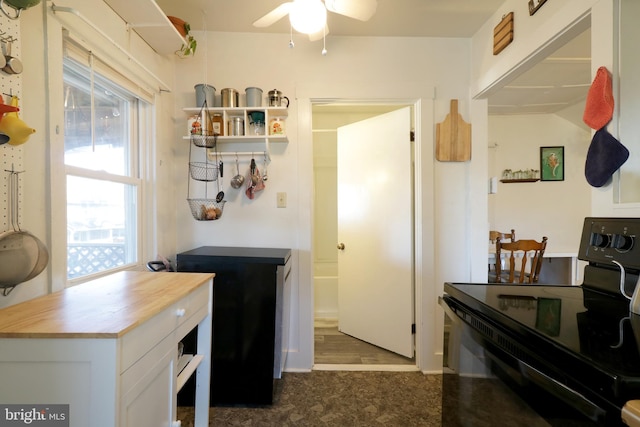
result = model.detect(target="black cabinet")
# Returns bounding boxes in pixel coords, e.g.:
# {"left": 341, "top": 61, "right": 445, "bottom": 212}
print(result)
{"left": 176, "top": 246, "right": 291, "bottom": 405}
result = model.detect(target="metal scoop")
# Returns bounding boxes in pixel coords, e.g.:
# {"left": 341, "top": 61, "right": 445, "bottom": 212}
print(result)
{"left": 230, "top": 154, "right": 245, "bottom": 189}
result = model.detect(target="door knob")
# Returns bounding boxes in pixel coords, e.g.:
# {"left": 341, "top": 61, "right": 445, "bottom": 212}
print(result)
{"left": 337, "top": 243, "right": 345, "bottom": 250}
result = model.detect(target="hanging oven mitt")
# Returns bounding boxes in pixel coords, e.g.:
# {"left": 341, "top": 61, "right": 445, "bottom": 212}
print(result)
{"left": 583, "top": 66, "right": 614, "bottom": 130}
{"left": 245, "top": 170, "right": 256, "bottom": 199}
{"left": 245, "top": 167, "right": 265, "bottom": 200}
{"left": 585, "top": 128, "right": 629, "bottom": 187}
{"left": 254, "top": 167, "right": 265, "bottom": 193}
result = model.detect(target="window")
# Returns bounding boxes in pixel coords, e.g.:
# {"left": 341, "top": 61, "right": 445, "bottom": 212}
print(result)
{"left": 63, "top": 42, "right": 148, "bottom": 281}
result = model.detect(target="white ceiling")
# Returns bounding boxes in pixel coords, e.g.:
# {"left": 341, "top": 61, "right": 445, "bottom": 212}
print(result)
{"left": 155, "top": 0, "right": 591, "bottom": 122}
{"left": 155, "top": 0, "right": 506, "bottom": 37}
{"left": 489, "top": 28, "right": 591, "bottom": 126}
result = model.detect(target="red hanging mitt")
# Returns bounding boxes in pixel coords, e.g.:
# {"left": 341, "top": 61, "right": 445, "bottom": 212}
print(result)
{"left": 583, "top": 66, "right": 614, "bottom": 130}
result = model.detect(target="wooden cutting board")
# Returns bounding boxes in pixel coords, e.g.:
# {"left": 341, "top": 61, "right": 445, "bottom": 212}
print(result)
{"left": 436, "top": 99, "right": 471, "bottom": 162}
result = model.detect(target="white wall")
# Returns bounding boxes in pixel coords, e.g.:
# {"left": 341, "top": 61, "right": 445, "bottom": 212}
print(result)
{"left": 488, "top": 114, "right": 591, "bottom": 252}
{"left": 172, "top": 33, "right": 474, "bottom": 372}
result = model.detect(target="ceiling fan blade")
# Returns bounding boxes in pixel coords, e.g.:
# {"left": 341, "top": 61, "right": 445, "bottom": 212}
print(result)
{"left": 324, "top": 0, "right": 377, "bottom": 21}
{"left": 253, "top": 2, "right": 292, "bottom": 27}
{"left": 308, "top": 24, "right": 330, "bottom": 41}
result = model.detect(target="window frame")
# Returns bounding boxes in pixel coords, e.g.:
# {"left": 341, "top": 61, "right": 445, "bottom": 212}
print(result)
{"left": 48, "top": 31, "right": 154, "bottom": 287}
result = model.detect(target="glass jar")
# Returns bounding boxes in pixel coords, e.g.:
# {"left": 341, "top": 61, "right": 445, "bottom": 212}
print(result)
{"left": 269, "top": 117, "right": 285, "bottom": 135}
{"left": 212, "top": 114, "right": 224, "bottom": 136}
{"left": 188, "top": 115, "right": 201, "bottom": 135}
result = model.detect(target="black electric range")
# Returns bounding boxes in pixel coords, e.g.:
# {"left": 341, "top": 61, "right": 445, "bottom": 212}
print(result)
{"left": 442, "top": 218, "right": 640, "bottom": 426}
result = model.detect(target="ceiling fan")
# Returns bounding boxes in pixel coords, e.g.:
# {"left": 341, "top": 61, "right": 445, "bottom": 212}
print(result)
{"left": 253, "top": 0, "right": 377, "bottom": 41}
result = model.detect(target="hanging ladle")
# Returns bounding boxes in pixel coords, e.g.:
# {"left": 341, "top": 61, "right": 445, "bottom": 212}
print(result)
{"left": 230, "top": 153, "right": 245, "bottom": 189}
{"left": 250, "top": 158, "right": 260, "bottom": 185}
{"left": 262, "top": 152, "right": 268, "bottom": 181}
{"left": 215, "top": 158, "right": 224, "bottom": 203}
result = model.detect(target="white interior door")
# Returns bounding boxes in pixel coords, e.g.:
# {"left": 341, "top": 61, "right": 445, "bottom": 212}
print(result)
{"left": 337, "top": 107, "right": 413, "bottom": 358}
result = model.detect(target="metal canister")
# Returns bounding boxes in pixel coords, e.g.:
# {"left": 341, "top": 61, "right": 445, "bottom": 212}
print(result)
{"left": 229, "top": 117, "right": 244, "bottom": 136}
{"left": 221, "top": 88, "right": 239, "bottom": 107}
{"left": 194, "top": 84, "right": 215, "bottom": 108}
{"left": 245, "top": 87, "right": 263, "bottom": 107}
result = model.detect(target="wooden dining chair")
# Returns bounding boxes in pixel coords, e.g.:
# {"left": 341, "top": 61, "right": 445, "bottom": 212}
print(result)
{"left": 489, "top": 229, "right": 516, "bottom": 244}
{"left": 489, "top": 229, "right": 515, "bottom": 274}
{"left": 493, "top": 236, "right": 548, "bottom": 284}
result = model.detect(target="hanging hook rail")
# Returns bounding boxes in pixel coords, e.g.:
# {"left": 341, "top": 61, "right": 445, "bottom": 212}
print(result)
{"left": 206, "top": 150, "right": 270, "bottom": 163}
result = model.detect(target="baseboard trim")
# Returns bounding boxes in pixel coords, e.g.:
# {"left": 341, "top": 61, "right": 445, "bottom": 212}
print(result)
{"left": 312, "top": 363, "right": 420, "bottom": 372}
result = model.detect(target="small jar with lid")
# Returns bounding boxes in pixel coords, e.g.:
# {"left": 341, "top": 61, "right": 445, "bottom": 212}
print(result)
{"left": 269, "top": 117, "right": 285, "bottom": 135}
{"left": 212, "top": 114, "right": 224, "bottom": 136}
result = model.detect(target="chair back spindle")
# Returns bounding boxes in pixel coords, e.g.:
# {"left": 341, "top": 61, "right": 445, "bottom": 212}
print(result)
{"left": 495, "top": 236, "right": 548, "bottom": 284}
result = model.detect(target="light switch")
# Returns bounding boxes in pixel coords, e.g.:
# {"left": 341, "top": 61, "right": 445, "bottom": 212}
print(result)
{"left": 277, "top": 192, "right": 287, "bottom": 208}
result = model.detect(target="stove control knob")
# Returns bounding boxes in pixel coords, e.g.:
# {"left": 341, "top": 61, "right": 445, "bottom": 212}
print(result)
{"left": 612, "top": 234, "right": 634, "bottom": 251}
{"left": 590, "top": 232, "right": 611, "bottom": 248}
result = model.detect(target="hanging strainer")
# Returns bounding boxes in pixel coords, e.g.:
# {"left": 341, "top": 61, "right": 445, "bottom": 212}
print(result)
{"left": 0, "top": 168, "right": 49, "bottom": 295}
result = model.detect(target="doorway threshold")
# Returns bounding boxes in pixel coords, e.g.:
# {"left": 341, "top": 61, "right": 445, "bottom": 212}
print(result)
{"left": 313, "top": 364, "right": 419, "bottom": 372}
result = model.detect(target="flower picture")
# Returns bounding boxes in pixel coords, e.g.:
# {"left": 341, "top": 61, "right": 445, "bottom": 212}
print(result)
{"left": 540, "top": 146, "right": 564, "bottom": 181}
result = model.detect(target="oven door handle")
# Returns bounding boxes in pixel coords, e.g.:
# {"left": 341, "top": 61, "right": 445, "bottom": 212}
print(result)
{"left": 516, "top": 355, "right": 607, "bottom": 423}
{"left": 438, "top": 296, "right": 462, "bottom": 326}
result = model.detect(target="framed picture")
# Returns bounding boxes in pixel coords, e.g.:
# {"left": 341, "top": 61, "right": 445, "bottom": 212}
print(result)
{"left": 540, "top": 146, "right": 564, "bottom": 181}
{"left": 535, "top": 298, "right": 562, "bottom": 337}
{"left": 529, "top": 0, "right": 548, "bottom": 16}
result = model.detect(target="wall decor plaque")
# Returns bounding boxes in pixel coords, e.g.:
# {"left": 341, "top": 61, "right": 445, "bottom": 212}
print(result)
{"left": 493, "top": 12, "right": 514, "bottom": 55}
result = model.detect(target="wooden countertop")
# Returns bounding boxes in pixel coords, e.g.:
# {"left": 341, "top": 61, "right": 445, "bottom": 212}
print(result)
{"left": 0, "top": 271, "right": 214, "bottom": 339}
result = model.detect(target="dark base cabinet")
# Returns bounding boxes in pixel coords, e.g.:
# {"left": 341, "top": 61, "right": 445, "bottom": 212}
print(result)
{"left": 176, "top": 246, "right": 292, "bottom": 406}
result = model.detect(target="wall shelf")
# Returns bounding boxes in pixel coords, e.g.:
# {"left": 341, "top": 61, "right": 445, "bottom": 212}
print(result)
{"left": 103, "top": 0, "right": 185, "bottom": 55}
{"left": 183, "top": 107, "right": 289, "bottom": 162}
{"left": 500, "top": 178, "right": 540, "bottom": 183}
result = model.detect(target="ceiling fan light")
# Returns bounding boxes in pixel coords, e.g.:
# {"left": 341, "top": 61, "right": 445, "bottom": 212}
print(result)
{"left": 289, "top": 0, "right": 327, "bottom": 34}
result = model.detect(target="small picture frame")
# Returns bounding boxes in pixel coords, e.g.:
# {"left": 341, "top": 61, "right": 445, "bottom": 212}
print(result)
{"left": 540, "top": 146, "right": 564, "bottom": 181}
{"left": 535, "top": 298, "right": 561, "bottom": 337}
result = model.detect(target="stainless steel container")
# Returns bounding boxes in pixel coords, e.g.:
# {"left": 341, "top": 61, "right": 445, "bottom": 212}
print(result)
{"left": 229, "top": 117, "right": 244, "bottom": 136}
{"left": 245, "top": 87, "right": 263, "bottom": 107}
{"left": 194, "top": 84, "right": 215, "bottom": 107}
{"left": 221, "top": 88, "right": 239, "bottom": 107}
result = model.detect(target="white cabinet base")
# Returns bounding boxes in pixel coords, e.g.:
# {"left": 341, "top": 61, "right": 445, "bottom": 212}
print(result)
{"left": 0, "top": 272, "right": 213, "bottom": 427}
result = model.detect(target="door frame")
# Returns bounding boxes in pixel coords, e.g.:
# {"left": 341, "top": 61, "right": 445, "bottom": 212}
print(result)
{"left": 292, "top": 85, "right": 436, "bottom": 372}
{"left": 323, "top": 105, "right": 415, "bottom": 362}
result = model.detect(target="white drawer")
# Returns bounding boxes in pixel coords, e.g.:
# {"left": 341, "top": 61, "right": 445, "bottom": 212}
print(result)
{"left": 178, "top": 282, "right": 210, "bottom": 329}
{"left": 120, "top": 330, "right": 175, "bottom": 395}
{"left": 119, "top": 281, "right": 211, "bottom": 374}
{"left": 120, "top": 302, "right": 180, "bottom": 373}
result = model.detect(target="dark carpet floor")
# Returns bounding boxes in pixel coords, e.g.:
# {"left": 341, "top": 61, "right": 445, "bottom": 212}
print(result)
{"left": 177, "top": 370, "right": 442, "bottom": 426}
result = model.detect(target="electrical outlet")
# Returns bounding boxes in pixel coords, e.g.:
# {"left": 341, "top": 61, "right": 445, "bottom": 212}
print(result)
{"left": 277, "top": 192, "right": 287, "bottom": 208}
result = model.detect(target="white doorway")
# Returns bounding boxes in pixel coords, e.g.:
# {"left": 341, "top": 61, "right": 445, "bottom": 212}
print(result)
{"left": 312, "top": 102, "right": 416, "bottom": 369}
